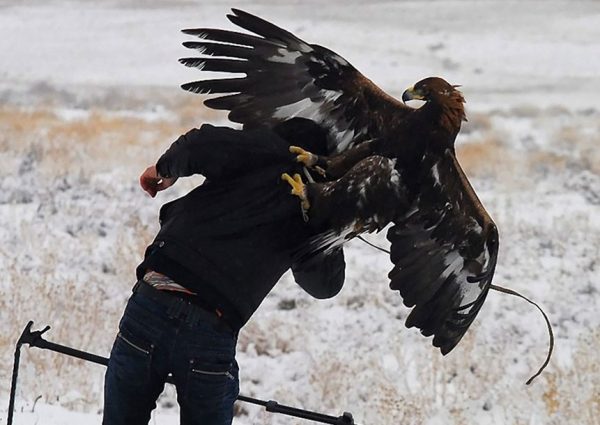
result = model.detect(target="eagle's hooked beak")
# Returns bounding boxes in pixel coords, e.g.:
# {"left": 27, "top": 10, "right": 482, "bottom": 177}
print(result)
{"left": 402, "top": 86, "right": 425, "bottom": 103}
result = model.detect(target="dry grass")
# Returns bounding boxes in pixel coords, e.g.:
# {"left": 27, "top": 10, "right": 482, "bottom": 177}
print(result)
{"left": 456, "top": 135, "right": 510, "bottom": 176}
{"left": 460, "top": 112, "right": 493, "bottom": 135}
{"left": 553, "top": 125, "right": 600, "bottom": 174}
{"left": 237, "top": 296, "right": 600, "bottom": 425}
{"left": 2, "top": 109, "right": 170, "bottom": 176}
{"left": 248, "top": 317, "right": 600, "bottom": 425}
{"left": 456, "top": 110, "right": 599, "bottom": 194}
{"left": 1, "top": 209, "right": 156, "bottom": 409}
{"left": 0, "top": 99, "right": 227, "bottom": 177}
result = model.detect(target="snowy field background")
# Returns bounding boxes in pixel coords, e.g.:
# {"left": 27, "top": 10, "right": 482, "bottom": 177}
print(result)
{"left": 1, "top": 1, "right": 599, "bottom": 424}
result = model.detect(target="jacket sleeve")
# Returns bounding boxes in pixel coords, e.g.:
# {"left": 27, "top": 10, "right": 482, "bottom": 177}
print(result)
{"left": 291, "top": 248, "right": 345, "bottom": 299}
{"left": 155, "top": 124, "right": 289, "bottom": 180}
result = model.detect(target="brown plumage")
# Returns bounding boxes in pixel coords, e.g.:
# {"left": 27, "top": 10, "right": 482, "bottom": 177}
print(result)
{"left": 179, "top": 9, "right": 499, "bottom": 355}
{"left": 411, "top": 78, "right": 467, "bottom": 134}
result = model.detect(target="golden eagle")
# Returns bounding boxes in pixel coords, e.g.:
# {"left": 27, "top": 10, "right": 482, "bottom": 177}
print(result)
{"left": 179, "top": 9, "right": 499, "bottom": 355}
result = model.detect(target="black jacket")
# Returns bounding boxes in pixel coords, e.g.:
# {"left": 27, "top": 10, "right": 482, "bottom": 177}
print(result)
{"left": 137, "top": 121, "right": 345, "bottom": 330}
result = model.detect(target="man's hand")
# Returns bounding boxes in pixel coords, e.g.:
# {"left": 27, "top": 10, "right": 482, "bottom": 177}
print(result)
{"left": 139, "top": 165, "right": 178, "bottom": 198}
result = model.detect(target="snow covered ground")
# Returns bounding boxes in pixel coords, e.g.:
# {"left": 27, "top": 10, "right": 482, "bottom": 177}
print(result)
{"left": 1, "top": 1, "right": 599, "bottom": 424}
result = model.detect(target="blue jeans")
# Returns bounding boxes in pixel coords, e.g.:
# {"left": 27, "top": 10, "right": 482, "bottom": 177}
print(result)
{"left": 103, "top": 289, "right": 239, "bottom": 425}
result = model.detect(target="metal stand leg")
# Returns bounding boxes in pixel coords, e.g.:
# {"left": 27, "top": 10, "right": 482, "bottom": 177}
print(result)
{"left": 8, "top": 321, "right": 38, "bottom": 425}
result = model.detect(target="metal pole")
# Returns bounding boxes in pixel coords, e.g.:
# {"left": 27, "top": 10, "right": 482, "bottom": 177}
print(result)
{"left": 7, "top": 342, "right": 20, "bottom": 425}
{"left": 237, "top": 395, "right": 355, "bottom": 425}
{"left": 7, "top": 321, "right": 34, "bottom": 425}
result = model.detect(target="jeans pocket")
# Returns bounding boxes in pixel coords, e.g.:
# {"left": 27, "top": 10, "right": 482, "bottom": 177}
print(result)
{"left": 117, "top": 331, "right": 153, "bottom": 356}
{"left": 109, "top": 317, "right": 156, "bottom": 386}
{"left": 184, "top": 352, "right": 237, "bottom": 408}
{"left": 191, "top": 360, "right": 235, "bottom": 380}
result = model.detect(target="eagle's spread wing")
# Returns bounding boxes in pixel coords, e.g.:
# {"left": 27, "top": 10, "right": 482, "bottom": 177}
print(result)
{"left": 180, "top": 8, "right": 412, "bottom": 154}
{"left": 387, "top": 150, "right": 499, "bottom": 355}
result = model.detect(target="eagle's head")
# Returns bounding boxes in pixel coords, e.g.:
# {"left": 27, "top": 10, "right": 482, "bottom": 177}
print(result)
{"left": 402, "top": 77, "right": 467, "bottom": 135}
{"left": 401, "top": 77, "right": 461, "bottom": 104}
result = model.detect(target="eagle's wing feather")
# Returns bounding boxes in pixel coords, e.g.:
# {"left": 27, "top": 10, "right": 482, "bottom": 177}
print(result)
{"left": 387, "top": 150, "right": 499, "bottom": 354}
{"left": 295, "top": 155, "right": 408, "bottom": 260}
{"left": 180, "top": 9, "right": 412, "bottom": 154}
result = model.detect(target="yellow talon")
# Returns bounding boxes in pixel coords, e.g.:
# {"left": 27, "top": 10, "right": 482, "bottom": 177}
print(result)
{"left": 289, "top": 145, "right": 317, "bottom": 167}
{"left": 281, "top": 172, "right": 310, "bottom": 212}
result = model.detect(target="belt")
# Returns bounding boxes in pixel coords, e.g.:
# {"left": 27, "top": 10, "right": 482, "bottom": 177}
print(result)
{"left": 132, "top": 280, "right": 233, "bottom": 334}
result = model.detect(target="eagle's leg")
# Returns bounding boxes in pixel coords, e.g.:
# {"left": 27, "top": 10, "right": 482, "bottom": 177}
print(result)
{"left": 289, "top": 146, "right": 318, "bottom": 166}
{"left": 289, "top": 146, "right": 327, "bottom": 177}
{"left": 290, "top": 141, "right": 377, "bottom": 180}
{"left": 281, "top": 172, "right": 310, "bottom": 212}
